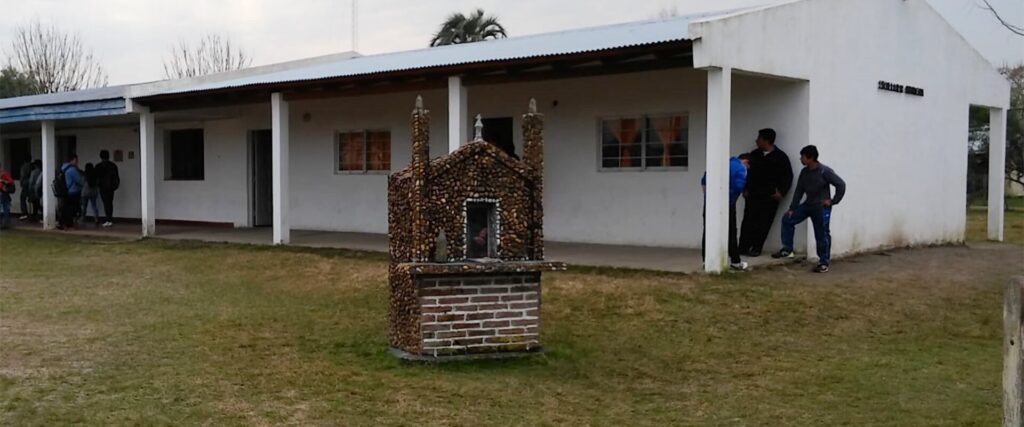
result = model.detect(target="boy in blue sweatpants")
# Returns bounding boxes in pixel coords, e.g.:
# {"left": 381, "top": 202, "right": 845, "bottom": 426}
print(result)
{"left": 772, "top": 145, "right": 846, "bottom": 273}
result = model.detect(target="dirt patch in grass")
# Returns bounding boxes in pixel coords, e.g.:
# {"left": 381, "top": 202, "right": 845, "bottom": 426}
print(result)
{"left": 1, "top": 230, "right": 1021, "bottom": 425}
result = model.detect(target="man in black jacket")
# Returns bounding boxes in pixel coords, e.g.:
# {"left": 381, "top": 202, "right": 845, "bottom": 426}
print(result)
{"left": 738, "top": 128, "right": 793, "bottom": 256}
{"left": 94, "top": 150, "right": 120, "bottom": 227}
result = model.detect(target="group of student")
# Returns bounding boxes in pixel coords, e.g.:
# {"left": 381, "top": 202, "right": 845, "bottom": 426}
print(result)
{"left": 703, "top": 128, "right": 847, "bottom": 273}
{"left": 0, "top": 160, "right": 42, "bottom": 230}
{"left": 0, "top": 150, "right": 120, "bottom": 231}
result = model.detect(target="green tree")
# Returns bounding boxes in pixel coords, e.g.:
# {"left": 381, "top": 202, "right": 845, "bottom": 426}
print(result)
{"left": 429, "top": 9, "right": 507, "bottom": 47}
{"left": 0, "top": 66, "right": 40, "bottom": 98}
{"left": 1004, "top": 65, "right": 1023, "bottom": 188}
{"left": 968, "top": 65, "right": 1024, "bottom": 203}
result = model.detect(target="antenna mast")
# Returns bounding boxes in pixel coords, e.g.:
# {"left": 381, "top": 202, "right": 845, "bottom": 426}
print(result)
{"left": 351, "top": 0, "right": 358, "bottom": 52}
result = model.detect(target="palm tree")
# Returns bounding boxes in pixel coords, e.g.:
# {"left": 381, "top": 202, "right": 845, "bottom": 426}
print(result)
{"left": 430, "top": 9, "right": 508, "bottom": 47}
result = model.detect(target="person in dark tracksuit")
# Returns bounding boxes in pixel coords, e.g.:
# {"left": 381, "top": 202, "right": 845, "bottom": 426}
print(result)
{"left": 738, "top": 128, "right": 793, "bottom": 257}
{"left": 94, "top": 150, "right": 120, "bottom": 227}
{"left": 772, "top": 145, "right": 846, "bottom": 273}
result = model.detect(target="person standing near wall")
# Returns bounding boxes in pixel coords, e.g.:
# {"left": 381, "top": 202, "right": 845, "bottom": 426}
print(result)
{"left": 80, "top": 163, "right": 101, "bottom": 226}
{"left": 57, "top": 154, "right": 83, "bottom": 231}
{"left": 94, "top": 150, "right": 119, "bottom": 227}
{"left": 772, "top": 145, "right": 846, "bottom": 273}
{"left": 702, "top": 153, "right": 751, "bottom": 271}
{"left": 29, "top": 160, "right": 42, "bottom": 222}
{"left": 739, "top": 128, "right": 793, "bottom": 257}
{"left": 0, "top": 162, "right": 15, "bottom": 230}
{"left": 17, "top": 160, "right": 32, "bottom": 221}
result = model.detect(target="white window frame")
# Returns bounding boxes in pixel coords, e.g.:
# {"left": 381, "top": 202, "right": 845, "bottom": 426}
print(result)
{"left": 596, "top": 113, "right": 690, "bottom": 172}
{"left": 463, "top": 198, "right": 501, "bottom": 260}
{"left": 334, "top": 128, "right": 391, "bottom": 175}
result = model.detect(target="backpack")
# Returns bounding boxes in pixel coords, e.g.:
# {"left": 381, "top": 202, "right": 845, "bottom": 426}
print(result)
{"left": 52, "top": 166, "right": 69, "bottom": 198}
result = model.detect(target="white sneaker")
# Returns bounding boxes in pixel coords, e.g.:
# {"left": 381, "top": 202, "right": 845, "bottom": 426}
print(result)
{"left": 18, "top": 215, "right": 28, "bottom": 221}
{"left": 102, "top": 222, "right": 113, "bottom": 227}
{"left": 730, "top": 261, "right": 749, "bottom": 271}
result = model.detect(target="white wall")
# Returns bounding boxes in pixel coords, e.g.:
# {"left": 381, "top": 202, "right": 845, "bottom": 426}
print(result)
{"left": 138, "top": 70, "right": 712, "bottom": 247}
{"left": 153, "top": 118, "right": 249, "bottom": 226}
{"left": 280, "top": 70, "right": 711, "bottom": 247}
{"left": 285, "top": 90, "right": 450, "bottom": 233}
{"left": 731, "top": 74, "right": 810, "bottom": 253}
{"left": 691, "top": 0, "right": 1012, "bottom": 256}
{"left": 0, "top": 126, "right": 140, "bottom": 219}
{"left": 0, "top": 68, "right": 812, "bottom": 250}
{"left": 468, "top": 69, "right": 709, "bottom": 247}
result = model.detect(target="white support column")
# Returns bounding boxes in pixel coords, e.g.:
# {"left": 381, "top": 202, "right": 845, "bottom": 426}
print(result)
{"left": 988, "top": 107, "right": 1007, "bottom": 241}
{"left": 448, "top": 75, "right": 468, "bottom": 153}
{"left": 139, "top": 110, "right": 157, "bottom": 237}
{"left": 704, "top": 67, "right": 731, "bottom": 273}
{"left": 271, "top": 92, "right": 290, "bottom": 245}
{"left": 41, "top": 120, "right": 56, "bottom": 230}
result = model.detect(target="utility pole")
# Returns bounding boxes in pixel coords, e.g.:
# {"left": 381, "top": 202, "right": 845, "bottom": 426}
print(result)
{"left": 351, "top": 0, "right": 359, "bottom": 52}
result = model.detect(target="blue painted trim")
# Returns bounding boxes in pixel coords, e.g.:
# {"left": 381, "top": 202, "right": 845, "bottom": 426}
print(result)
{"left": 0, "top": 98, "right": 127, "bottom": 124}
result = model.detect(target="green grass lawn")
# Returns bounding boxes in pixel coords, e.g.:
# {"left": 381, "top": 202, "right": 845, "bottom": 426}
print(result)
{"left": 1, "top": 231, "right": 1021, "bottom": 425}
{"left": 967, "top": 198, "right": 1024, "bottom": 244}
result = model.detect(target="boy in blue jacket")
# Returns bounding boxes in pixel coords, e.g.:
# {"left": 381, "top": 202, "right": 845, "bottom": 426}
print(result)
{"left": 702, "top": 154, "right": 750, "bottom": 270}
{"left": 58, "top": 154, "right": 82, "bottom": 230}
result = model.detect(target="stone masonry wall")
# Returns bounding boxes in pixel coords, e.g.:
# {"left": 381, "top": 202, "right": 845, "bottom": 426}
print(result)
{"left": 417, "top": 273, "right": 541, "bottom": 357}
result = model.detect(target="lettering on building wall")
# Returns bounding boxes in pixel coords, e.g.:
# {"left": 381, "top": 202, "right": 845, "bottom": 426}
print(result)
{"left": 878, "top": 80, "right": 925, "bottom": 97}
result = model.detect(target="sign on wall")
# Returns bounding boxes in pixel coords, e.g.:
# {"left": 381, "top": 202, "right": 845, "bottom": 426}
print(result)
{"left": 878, "top": 80, "right": 925, "bottom": 97}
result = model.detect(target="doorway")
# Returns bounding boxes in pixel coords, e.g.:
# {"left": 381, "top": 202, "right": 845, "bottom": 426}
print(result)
{"left": 481, "top": 117, "right": 516, "bottom": 159}
{"left": 4, "top": 138, "right": 31, "bottom": 180}
{"left": 250, "top": 130, "right": 273, "bottom": 227}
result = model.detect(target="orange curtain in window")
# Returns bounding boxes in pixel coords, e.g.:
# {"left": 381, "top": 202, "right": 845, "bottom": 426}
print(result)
{"left": 617, "top": 118, "right": 639, "bottom": 167}
{"left": 340, "top": 132, "right": 364, "bottom": 171}
{"left": 367, "top": 131, "right": 391, "bottom": 171}
{"left": 655, "top": 116, "right": 683, "bottom": 166}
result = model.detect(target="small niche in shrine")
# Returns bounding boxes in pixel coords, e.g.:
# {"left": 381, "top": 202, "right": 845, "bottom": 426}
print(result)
{"left": 465, "top": 200, "right": 499, "bottom": 260}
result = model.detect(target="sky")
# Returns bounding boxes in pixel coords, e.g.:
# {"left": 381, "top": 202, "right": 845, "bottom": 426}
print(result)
{"left": 0, "top": 0, "right": 1021, "bottom": 85}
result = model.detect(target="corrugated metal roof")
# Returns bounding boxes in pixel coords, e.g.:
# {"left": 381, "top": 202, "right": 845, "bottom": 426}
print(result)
{"left": 155, "top": 10, "right": 741, "bottom": 96}
{"left": 0, "top": 7, "right": 749, "bottom": 111}
{"left": 0, "top": 84, "right": 130, "bottom": 110}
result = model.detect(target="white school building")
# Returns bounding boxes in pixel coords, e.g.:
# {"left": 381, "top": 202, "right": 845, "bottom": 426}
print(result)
{"left": 0, "top": 0, "right": 1012, "bottom": 272}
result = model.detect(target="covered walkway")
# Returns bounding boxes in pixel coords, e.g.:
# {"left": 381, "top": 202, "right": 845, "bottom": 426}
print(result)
{"left": 11, "top": 224, "right": 792, "bottom": 273}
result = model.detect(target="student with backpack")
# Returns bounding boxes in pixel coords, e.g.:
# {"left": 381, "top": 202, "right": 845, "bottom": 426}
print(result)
{"left": 55, "top": 154, "right": 83, "bottom": 230}
{"left": 0, "top": 162, "right": 15, "bottom": 230}
{"left": 94, "top": 150, "right": 120, "bottom": 227}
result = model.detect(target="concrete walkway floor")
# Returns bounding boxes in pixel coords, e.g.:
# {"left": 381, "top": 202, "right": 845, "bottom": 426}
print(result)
{"left": 8, "top": 221, "right": 789, "bottom": 273}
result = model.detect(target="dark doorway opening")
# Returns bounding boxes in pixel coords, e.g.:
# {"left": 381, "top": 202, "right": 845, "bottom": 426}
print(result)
{"left": 57, "top": 135, "right": 76, "bottom": 167}
{"left": 250, "top": 130, "right": 273, "bottom": 227}
{"left": 4, "top": 138, "right": 31, "bottom": 180}
{"left": 482, "top": 117, "right": 516, "bottom": 159}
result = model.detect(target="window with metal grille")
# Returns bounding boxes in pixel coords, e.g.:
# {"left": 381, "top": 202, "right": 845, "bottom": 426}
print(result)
{"left": 337, "top": 129, "right": 391, "bottom": 173}
{"left": 600, "top": 114, "right": 688, "bottom": 170}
